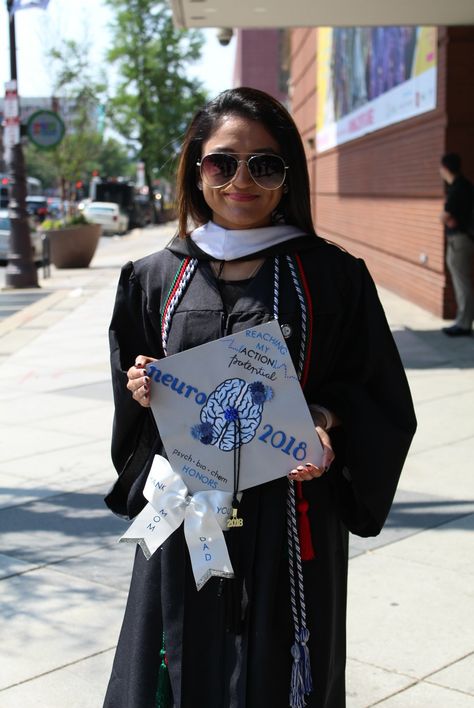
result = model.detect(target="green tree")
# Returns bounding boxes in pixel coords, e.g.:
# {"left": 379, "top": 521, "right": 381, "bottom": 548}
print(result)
{"left": 25, "top": 133, "right": 134, "bottom": 193}
{"left": 47, "top": 39, "right": 106, "bottom": 204}
{"left": 25, "top": 40, "right": 135, "bottom": 202}
{"left": 98, "top": 137, "right": 134, "bottom": 179}
{"left": 106, "top": 0, "right": 208, "bottom": 219}
{"left": 24, "top": 144, "right": 58, "bottom": 191}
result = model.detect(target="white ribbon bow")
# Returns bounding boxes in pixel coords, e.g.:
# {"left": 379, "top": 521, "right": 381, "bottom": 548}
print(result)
{"left": 120, "top": 456, "right": 235, "bottom": 590}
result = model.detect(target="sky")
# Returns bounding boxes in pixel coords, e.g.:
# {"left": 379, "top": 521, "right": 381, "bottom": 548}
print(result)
{"left": 0, "top": 0, "right": 235, "bottom": 99}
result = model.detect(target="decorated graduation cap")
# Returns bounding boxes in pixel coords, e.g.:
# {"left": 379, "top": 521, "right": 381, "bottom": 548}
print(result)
{"left": 148, "top": 319, "right": 322, "bottom": 495}
{"left": 120, "top": 320, "right": 322, "bottom": 579}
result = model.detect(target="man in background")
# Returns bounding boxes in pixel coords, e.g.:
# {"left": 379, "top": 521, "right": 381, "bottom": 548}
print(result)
{"left": 440, "top": 152, "right": 474, "bottom": 337}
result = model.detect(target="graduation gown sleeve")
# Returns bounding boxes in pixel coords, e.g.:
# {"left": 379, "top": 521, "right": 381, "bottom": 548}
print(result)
{"left": 105, "top": 261, "right": 163, "bottom": 519}
{"left": 314, "top": 257, "right": 417, "bottom": 537}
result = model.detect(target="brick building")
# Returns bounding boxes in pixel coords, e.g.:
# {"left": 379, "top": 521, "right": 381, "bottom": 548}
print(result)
{"left": 229, "top": 26, "right": 474, "bottom": 318}
{"left": 169, "top": 1, "right": 474, "bottom": 318}
{"left": 232, "top": 29, "right": 289, "bottom": 107}
{"left": 290, "top": 26, "right": 474, "bottom": 318}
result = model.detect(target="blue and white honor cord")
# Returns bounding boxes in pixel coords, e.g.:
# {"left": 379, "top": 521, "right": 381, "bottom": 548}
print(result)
{"left": 274, "top": 254, "right": 313, "bottom": 707}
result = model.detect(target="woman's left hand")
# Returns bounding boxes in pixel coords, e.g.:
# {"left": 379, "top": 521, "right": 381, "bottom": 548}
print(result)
{"left": 288, "top": 426, "right": 335, "bottom": 482}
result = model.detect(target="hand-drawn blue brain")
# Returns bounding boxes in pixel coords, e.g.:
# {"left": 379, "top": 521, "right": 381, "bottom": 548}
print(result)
{"left": 193, "top": 378, "right": 271, "bottom": 451}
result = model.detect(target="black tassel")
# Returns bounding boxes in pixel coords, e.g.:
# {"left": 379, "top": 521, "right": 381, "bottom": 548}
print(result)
{"left": 224, "top": 527, "right": 244, "bottom": 634}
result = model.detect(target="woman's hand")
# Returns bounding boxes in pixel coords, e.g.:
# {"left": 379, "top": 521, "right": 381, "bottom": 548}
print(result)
{"left": 126, "top": 355, "right": 158, "bottom": 408}
{"left": 288, "top": 426, "right": 335, "bottom": 482}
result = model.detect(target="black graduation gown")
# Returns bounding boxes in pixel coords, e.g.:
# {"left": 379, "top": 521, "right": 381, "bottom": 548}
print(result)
{"left": 103, "top": 233, "right": 416, "bottom": 708}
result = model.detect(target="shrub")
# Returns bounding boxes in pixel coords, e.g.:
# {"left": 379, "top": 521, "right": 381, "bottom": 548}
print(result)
{"left": 66, "top": 213, "right": 90, "bottom": 226}
{"left": 41, "top": 213, "right": 91, "bottom": 230}
{"left": 41, "top": 218, "right": 63, "bottom": 230}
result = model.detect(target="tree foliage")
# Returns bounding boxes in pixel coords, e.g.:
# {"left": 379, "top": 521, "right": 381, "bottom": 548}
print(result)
{"left": 105, "top": 0, "right": 208, "bottom": 196}
{"left": 25, "top": 136, "right": 133, "bottom": 191}
{"left": 96, "top": 137, "right": 135, "bottom": 180}
{"left": 47, "top": 39, "right": 106, "bottom": 195}
{"left": 24, "top": 144, "right": 59, "bottom": 190}
{"left": 25, "top": 39, "right": 133, "bottom": 195}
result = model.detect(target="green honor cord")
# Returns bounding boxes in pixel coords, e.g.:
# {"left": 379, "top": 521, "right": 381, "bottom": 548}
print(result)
{"left": 156, "top": 632, "right": 172, "bottom": 708}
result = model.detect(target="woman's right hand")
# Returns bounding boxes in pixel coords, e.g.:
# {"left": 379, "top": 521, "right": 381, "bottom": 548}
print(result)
{"left": 126, "top": 355, "right": 158, "bottom": 408}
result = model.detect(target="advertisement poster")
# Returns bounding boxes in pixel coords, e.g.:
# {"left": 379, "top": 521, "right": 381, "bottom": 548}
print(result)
{"left": 316, "top": 26, "right": 437, "bottom": 152}
{"left": 147, "top": 320, "right": 322, "bottom": 494}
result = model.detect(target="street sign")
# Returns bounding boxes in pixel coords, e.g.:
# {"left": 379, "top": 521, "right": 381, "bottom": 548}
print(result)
{"left": 3, "top": 80, "right": 20, "bottom": 162}
{"left": 136, "top": 161, "right": 145, "bottom": 188}
{"left": 26, "top": 109, "right": 65, "bottom": 149}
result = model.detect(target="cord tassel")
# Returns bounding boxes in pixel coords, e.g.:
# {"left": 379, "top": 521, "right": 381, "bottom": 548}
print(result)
{"left": 156, "top": 633, "right": 172, "bottom": 708}
{"left": 299, "top": 628, "right": 313, "bottom": 694}
{"left": 296, "top": 481, "right": 315, "bottom": 561}
{"left": 290, "top": 643, "right": 306, "bottom": 708}
{"left": 287, "top": 478, "right": 313, "bottom": 707}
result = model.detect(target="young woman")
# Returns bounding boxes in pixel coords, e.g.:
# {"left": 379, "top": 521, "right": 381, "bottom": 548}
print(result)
{"left": 104, "top": 87, "right": 416, "bottom": 708}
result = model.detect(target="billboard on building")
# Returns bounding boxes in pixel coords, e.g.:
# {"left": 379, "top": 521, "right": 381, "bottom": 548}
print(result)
{"left": 316, "top": 26, "right": 437, "bottom": 152}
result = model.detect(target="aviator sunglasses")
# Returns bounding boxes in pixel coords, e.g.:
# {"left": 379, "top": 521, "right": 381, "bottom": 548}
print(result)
{"left": 197, "top": 152, "right": 289, "bottom": 190}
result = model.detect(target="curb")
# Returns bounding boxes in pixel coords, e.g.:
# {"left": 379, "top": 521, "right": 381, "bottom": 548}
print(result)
{"left": 0, "top": 290, "right": 68, "bottom": 337}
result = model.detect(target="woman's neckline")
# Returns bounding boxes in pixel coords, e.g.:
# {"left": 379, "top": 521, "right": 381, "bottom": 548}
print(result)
{"left": 211, "top": 257, "right": 265, "bottom": 282}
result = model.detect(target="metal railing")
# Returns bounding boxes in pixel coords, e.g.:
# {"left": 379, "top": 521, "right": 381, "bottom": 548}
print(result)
{"left": 41, "top": 233, "right": 51, "bottom": 279}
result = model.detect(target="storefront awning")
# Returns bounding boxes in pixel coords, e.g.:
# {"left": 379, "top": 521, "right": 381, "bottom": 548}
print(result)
{"left": 169, "top": 0, "right": 474, "bottom": 29}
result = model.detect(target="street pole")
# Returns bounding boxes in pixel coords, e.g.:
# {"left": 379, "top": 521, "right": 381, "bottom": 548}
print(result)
{"left": 4, "top": 0, "right": 38, "bottom": 288}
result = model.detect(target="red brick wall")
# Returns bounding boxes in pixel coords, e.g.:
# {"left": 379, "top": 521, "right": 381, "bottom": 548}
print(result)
{"left": 290, "top": 26, "right": 474, "bottom": 318}
{"left": 233, "top": 29, "right": 288, "bottom": 105}
{"left": 445, "top": 27, "right": 474, "bottom": 171}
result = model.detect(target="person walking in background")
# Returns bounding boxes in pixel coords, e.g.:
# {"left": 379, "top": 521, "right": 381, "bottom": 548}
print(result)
{"left": 439, "top": 152, "right": 474, "bottom": 337}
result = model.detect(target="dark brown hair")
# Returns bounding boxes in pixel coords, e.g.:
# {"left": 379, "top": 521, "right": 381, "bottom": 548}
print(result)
{"left": 176, "top": 87, "right": 316, "bottom": 237}
{"left": 441, "top": 152, "right": 462, "bottom": 175}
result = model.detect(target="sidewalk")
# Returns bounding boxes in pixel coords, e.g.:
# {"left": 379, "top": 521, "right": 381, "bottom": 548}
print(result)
{"left": 0, "top": 224, "right": 473, "bottom": 707}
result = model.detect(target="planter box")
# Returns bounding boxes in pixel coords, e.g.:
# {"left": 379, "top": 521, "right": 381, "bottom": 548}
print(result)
{"left": 44, "top": 223, "right": 102, "bottom": 269}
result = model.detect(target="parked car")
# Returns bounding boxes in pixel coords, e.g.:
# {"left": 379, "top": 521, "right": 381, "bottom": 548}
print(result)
{"left": 0, "top": 209, "right": 44, "bottom": 265}
{"left": 83, "top": 201, "right": 128, "bottom": 235}
{"left": 134, "top": 194, "right": 153, "bottom": 226}
{"left": 25, "top": 196, "right": 49, "bottom": 223}
{"left": 46, "top": 197, "right": 64, "bottom": 219}
{"left": 77, "top": 198, "right": 91, "bottom": 213}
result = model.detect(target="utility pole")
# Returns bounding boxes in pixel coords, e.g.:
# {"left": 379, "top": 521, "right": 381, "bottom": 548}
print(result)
{"left": 4, "top": 0, "right": 38, "bottom": 288}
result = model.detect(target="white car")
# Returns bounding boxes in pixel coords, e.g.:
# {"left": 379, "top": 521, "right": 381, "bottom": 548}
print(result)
{"left": 0, "top": 209, "right": 44, "bottom": 264}
{"left": 83, "top": 201, "right": 128, "bottom": 235}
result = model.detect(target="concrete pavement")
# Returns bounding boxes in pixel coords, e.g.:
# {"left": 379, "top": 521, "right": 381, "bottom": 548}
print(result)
{"left": 0, "top": 224, "right": 473, "bottom": 707}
